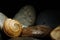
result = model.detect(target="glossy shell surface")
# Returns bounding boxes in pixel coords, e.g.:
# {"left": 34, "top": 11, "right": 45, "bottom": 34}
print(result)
{"left": 3, "top": 19, "right": 22, "bottom": 37}
{"left": 22, "top": 25, "right": 52, "bottom": 37}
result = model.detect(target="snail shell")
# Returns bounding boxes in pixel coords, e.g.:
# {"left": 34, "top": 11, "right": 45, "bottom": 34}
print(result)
{"left": 3, "top": 18, "right": 22, "bottom": 37}
{"left": 50, "top": 26, "right": 60, "bottom": 40}
{"left": 0, "top": 12, "right": 8, "bottom": 30}
{"left": 13, "top": 5, "right": 36, "bottom": 28}
{"left": 22, "top": 25, "right": 52, "bottom": 37}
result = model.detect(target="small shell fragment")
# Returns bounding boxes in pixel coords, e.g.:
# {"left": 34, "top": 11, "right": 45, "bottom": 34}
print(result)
{"left": 50, "top": 26, "right": 60, "bottom": 40}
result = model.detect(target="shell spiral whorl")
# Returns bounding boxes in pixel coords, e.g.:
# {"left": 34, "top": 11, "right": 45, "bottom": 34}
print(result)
{"left": 3, "top": 18, "right": 22, "bottom": 37}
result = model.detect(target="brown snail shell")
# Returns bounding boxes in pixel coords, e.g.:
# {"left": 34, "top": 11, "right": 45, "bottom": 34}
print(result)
{"left": 50, "top": 26, "right": 60, "bottom": 40}
{"left": 3, "top": 18, "right": 22, "bottom": 37}
{"left": 21, "top": 25, "right": 52, "bottom": 37}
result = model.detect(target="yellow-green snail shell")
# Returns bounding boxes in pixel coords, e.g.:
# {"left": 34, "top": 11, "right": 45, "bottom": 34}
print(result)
{"left": 13, "top": 5, "right": 36, "bottom": 28}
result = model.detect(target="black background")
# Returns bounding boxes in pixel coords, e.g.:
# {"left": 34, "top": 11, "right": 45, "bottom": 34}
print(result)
{"left": 0, "top": 0, "right": 59, "bottom": 18}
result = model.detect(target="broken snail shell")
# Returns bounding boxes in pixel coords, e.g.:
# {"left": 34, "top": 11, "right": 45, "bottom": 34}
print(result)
{"left": 3, "top": 18, "right": 22, "bottom": 37}
{"left": 50, "top": 26, "right": 60, "bottom": 40}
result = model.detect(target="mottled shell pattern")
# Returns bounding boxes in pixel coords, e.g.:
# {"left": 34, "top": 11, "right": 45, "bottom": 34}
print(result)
{"left": 22, "top": 25, "right": 52, "bottom": 37}
{"left": 13, "top": 5, "right": 36, "bottom": 28}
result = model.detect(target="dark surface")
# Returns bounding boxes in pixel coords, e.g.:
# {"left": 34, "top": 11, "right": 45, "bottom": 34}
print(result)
{"left": 36, "top": 9, "right": 60, "bottom": 29}
{"left": 0, "top": 0, "right": 60, "bottom": 40}
{"left": 8, "top": 37, "right": 40, "bottom": 40}
{"left": 0, "top": 0, "right": 59, "bottom": 18}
